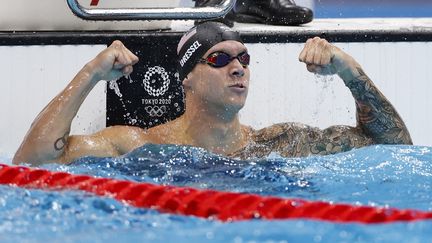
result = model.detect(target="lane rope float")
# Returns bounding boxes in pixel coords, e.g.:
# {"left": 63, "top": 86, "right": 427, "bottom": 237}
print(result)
{"left": 1, "top": 163, "right": 431, "bottom": 223}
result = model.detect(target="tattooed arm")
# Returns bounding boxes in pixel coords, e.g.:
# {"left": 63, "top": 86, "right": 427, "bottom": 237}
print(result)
{"left": 231, "top": 123, "right": 373, "bottom": 159}
{"left": 339, "top": 67, "right": 412, "bottom": 144}
{"left": 298, "top": 37, "right": 412, "bottom": 145}
{"left": 231, "top": 38, "right": 412, "bottom": 159}
{"left": 13, "top": 41, "right": 139, "bottom": 165}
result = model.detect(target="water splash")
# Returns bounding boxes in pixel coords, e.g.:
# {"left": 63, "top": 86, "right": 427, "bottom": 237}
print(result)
{"left": 108, "top": 78, "right": 122, "bottom": 98}
{"left": 107, "top": 75, "right": 136, "bottom": 122}
{"left": 313, "top": 73, "right": 335, "bottom": 89}
{"left": 312, "top": 74, "right": 336, "bottom": 122}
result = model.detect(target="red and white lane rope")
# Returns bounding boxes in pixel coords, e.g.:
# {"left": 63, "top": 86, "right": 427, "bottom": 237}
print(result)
{"left": 1, "top": 163, "right": 431, "bottom": 223}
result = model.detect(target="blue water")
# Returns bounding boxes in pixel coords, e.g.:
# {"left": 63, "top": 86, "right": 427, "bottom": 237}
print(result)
{"left": 1, "top": 144, "right": 432, "bottom": 242}
{"left": 314, "top": 1, "right": 432, "bottom": 18}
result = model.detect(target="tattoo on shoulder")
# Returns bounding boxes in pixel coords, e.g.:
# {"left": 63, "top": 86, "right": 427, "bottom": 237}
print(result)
{"left": 54, "top": 132, "right": 68, "bottom": 151}
{"left": 231, "top": 123, "right": 373, "bottom": 159}
{"left": 306, "top": 126, "right": 373, "bottom": 156}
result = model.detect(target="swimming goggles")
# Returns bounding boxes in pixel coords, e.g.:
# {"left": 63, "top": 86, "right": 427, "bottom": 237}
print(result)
{"left": 199, "top": 51, "right": 250, "bottom": 68}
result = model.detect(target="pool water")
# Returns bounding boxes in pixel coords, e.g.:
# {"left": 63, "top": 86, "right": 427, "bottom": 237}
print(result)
{"left": 1, "top": 144, "right": 432, "bottom": 242}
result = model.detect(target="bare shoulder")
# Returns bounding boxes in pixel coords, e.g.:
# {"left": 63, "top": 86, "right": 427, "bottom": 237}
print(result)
{"left": 59, "top": 125, "right": 161, "bottom": 163}
{"left": 101, "top": 121, "right": 182, "bottom": 145}
{"left": 233, "top": 122, "right": 374, "bottom": 159}
{"left": 251, "top": 122, "right": 311, "bottom": 142}
{"left": 97, "top": 125, "right": 151, "bottom": 153}
{"left": 100, "top": 124, "right": 147, "bottom": 136}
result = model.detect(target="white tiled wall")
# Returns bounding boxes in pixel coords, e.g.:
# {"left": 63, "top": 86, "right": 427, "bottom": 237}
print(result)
{"left": 1, "top": 41, "right": 431, "bottom": 159}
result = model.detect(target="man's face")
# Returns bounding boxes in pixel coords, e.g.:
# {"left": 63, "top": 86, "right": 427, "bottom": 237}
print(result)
{"left": 184, "top": 40, "right": 250, "bottom": 114}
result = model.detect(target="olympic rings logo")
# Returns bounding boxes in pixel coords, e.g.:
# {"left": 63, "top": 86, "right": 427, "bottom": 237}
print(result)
{"left": 145, "top": 105, "right": 167, "bottom": 117}
{"left": 143, "top": 66, "right": 170, "bottom": 97}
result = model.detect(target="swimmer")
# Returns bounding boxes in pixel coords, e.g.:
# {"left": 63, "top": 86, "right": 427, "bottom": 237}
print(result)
{"left": 13, "top": 22, "right": 412, "bottom": 165}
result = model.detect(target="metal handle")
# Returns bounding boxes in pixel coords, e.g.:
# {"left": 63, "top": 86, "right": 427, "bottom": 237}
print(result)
{"left": 66, "top": 0, "right": 236, "bottom": 20}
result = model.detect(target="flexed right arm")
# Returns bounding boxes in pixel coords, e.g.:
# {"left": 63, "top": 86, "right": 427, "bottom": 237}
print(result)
{"left": 13, "top": 41, "right": 139, "bottom": 165}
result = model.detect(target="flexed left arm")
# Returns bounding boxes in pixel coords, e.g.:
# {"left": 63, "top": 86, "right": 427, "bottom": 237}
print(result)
{"left": 298, "top": 37, "right": 412, "bottom": 145}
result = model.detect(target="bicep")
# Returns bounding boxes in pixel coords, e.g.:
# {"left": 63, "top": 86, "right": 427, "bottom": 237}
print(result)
{"left": 58, "top": 133, "right": 120, "bottom": 164}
